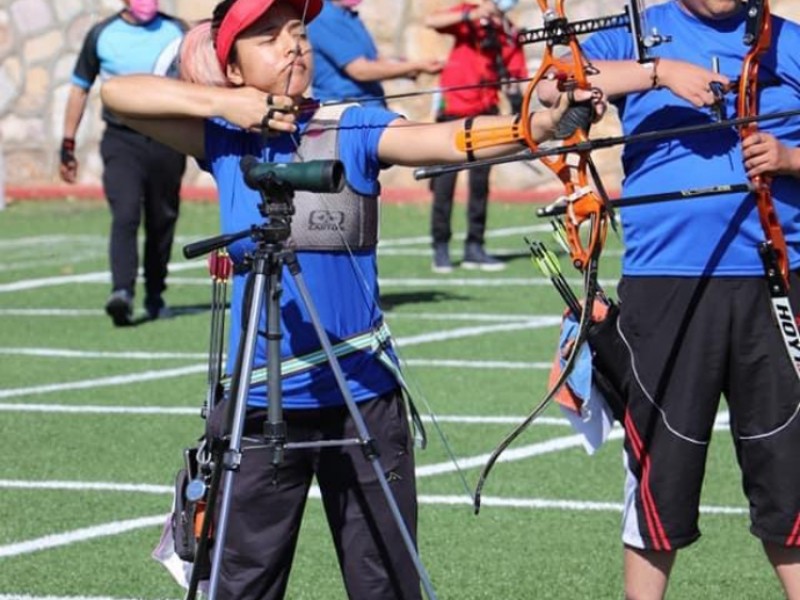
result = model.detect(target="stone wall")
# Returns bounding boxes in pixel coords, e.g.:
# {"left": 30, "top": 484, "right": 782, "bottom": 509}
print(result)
{"left": 1, "top": 0, "right": 799, "bottom": 195}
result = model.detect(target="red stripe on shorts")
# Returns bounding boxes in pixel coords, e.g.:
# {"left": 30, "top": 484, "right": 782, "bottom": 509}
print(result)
{"left": 625, "top": 412, "right": 672, "bottom": 551}
{"left": 787, "top": 513, "right": 800, "bottom": 546}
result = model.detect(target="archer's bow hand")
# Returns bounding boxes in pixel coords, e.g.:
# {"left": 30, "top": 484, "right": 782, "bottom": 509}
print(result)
{"left": 531, "top": 88, "right": 606, "bottom": 143}
{"left": 742, "top": 131, "right": 800, "bottom": 178}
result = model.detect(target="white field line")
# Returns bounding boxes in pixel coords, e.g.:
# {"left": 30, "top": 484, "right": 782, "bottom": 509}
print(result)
{"left": 0, "top": 234, "right": 106, "bottom": 249}
{"left": 0, "top": 251, "right": 106, "bottom": 272}
{"left": 0, "top": 403, "right": 568, "bottom": 425}
{"left": 389, "top": 312, "right": 552, "bottom": 322}
{"left": 0, "top": 596, "right": 168, "bottom": 600}
{"left": 0, "top": 318, "right": 556, "bottom": 400}
{"left": 0, "top": 271, "right": 616, "bottom": 291}
{"left": 0, "top": 226, "right": 536, "bottom": 252}
{"left": 0, "top": 415, "right": 736, "bottom": 560}
{"left": 157, "top": 276, "right": 620, "bottom": 288}
{"left": 376, "top": 225, "right": 552, "bottom": 248}
{"left": 0, "top": 225, "right": 576, "bottom": 288}
{"left": 0, "top": 596, "right": 164, "bottom": 600}
{"left": 376, "top": 247, "right": 623, "bottom": 258}
{"left": 0, "top": 271, "right": 109, "bottom": 292}
{"left": 0, "top": 348, "right": 208, "bottom": 360}
{"left": 0, "top": 514, "right": 165, "bottom": 559}
{"left": 404, "top": 358, "right": 552, "bottom": 369}
{"left": 0, "top": 310, "right": 547, "bottom": 321}
{"left": 396, "top": 317, "right": 559, "bottom": 346}
{"left": 0, "top": 262, "right": 200, "bottom": 293}
{"left": 0, "top": 309, "right": 103, "bottom": 317}
{"left": 0, "top": 365, "right": 207, "bottom": 400}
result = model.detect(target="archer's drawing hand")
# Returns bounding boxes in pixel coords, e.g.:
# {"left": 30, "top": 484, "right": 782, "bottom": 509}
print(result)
{"left": 220, "top": 87, "right": 298, "bottom": 135}
{"left": 742, "top": 131, "right": 799, "bottom": 178}
{"left": 656, "top": 59, "right": 730, "bottom": 108}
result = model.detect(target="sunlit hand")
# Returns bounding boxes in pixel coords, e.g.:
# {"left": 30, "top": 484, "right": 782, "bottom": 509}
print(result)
{"left": 742, "top": 131, "right": 798, "bottom": 178}
{"left": 410, "top": 59, "right": 445, "bottom": 77}
{"left": 657, "top": 58, "right": 730, "bottom": 108}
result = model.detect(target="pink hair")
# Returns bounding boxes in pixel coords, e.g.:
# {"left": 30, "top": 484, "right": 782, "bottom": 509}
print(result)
{"left": 179, "top": 21, "right": 229, "bottom": 87}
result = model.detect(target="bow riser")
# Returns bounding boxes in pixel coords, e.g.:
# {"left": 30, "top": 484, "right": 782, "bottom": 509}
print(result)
{"left": 736, "top": 0, "right": 791, "bottom": 284}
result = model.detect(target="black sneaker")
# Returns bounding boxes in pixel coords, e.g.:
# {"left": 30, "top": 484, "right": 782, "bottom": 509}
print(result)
{"left": 462, "top": 242, "right": 506, "bottom": 271}
{"left": 145, "top": 297, "right": 173, "bottom": 320}
{"left": 105, "top": 289, "right": 134, "bottom": 326}
{"left": 432, "top": 243, "right": 453, "bottom": 274}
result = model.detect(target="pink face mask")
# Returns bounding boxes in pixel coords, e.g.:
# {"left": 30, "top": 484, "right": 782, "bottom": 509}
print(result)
{"left": 129, "top": 0, "right": 159, "bottom": 23}
{"left": 338, "top": 0, "right": 362, "bottom": 7}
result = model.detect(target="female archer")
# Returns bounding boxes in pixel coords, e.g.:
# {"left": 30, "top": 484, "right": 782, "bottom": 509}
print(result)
{"left": 101, "top": 0, "right": 605, "bottom": 597}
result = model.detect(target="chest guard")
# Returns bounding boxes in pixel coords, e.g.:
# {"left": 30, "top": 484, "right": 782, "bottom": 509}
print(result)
{"left": 288, "top": 107, "right": 379, "bottom": 251}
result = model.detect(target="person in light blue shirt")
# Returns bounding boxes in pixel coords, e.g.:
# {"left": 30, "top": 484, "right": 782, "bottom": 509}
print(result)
{"left": 307, "top": 0, "right": 443, "bottom": 105}
{"left": 540, "top": 1, "right": 800, "bottom": 597}
{"left": 60, "top": 0, "right": 186, "bottom": 325}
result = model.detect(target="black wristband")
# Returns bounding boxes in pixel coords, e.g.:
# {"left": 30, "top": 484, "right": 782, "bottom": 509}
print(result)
{"left": 60, "top": 137, "right": 76, "bottom": 164}
{"left": 463, "top": 116, "right": 476, "bottom": 162}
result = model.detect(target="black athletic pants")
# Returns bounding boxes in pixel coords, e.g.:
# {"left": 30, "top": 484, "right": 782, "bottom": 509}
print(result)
{"left": 100, "top": 124, "right": 185, "bottom": 302}
{"left": 209, "top": 389, "right": 421, "bottom": 600}
{"left": 429, "top": 111, "right": 495, "bottom": 246}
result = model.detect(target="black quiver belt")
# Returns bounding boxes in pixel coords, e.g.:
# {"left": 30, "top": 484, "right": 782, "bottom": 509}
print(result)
{"left": 586, "top": 303, "right": 630, "bottom": 423}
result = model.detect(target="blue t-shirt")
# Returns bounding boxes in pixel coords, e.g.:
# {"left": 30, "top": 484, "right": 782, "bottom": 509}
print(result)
{"left": 307, "top": 3, "right": 386, "bottom": 106}
{"left": 72, "top": 12, "right": 184, "bottom": 123}
{"left": 203, "top": 106, "right": 400, "bottom": 409}
{"left": 582, "top": 1, "right": 800, "bottom": 276}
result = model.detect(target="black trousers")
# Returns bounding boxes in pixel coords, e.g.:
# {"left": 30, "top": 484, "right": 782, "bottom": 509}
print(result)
{"left": 210, "top": 389, "right": 421, "bottom": 600}
{"left": 430, "top": 111, "right": 495, "bottom": 246}
{"left": 430, "top": 164, "right": 491, "bottom": 245}
{"left": 100, "top": 125, "right": 185, "bottom": 301}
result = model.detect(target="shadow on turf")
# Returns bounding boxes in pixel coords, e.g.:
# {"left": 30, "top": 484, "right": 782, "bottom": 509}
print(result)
{"left": 115, "top": 303, "right": 226, "bottom": 327}
{"left": 380, "top": 291, "right": 471, "bottom": 311}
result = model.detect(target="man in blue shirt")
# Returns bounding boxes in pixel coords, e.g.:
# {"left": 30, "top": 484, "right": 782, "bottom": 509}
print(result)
{"left": 307, "top": 0, "right": 443, "bottom": 105}
{"left": 540, "top": 0, "right": 800, "bottom": 597}
{"left": 60, "top": 0, "right": 186, "bottom": 326}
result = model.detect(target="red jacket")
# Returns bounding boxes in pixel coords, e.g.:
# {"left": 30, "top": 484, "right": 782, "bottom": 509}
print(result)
{"left": 433, "top": 2, "right": 528, "bottom": 118}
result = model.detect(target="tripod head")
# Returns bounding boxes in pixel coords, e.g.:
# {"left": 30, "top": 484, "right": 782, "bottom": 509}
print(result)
{"left": 183, "top": 156, "right": 345, "bottom": 259}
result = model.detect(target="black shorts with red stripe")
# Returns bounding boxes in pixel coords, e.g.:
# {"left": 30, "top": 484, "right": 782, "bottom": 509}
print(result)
{"left": 616, "top": 273, "right": 800, "bottom": 551}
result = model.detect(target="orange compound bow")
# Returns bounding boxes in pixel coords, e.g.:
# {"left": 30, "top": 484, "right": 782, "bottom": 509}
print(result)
{"left": 451, "top": 0, "right": 613, "bottom": 272}
{"left": 469, "top": 0, "right": 661, "bottom": 513}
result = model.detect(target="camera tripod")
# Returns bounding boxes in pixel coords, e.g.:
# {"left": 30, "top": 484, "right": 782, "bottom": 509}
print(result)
{"left": 182, "top": 157, "right": 438, "bottom": 600}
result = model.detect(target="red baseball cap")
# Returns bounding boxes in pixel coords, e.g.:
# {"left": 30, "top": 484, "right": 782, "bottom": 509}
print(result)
{"left": 215, "top": 0, "right": 323, "bottom": 70}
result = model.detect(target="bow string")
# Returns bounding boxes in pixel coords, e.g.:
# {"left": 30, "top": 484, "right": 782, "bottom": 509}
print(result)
{"left": 470, "top": 0, "right": 667, "bottom": 512}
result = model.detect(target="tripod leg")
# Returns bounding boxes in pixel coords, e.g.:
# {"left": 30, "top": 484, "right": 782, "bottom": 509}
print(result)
{"left": 283, "top": 252, "right": 439, "bottom": 600}
{"left": 204, "top": 261, "right": 271, "bottom": 600}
